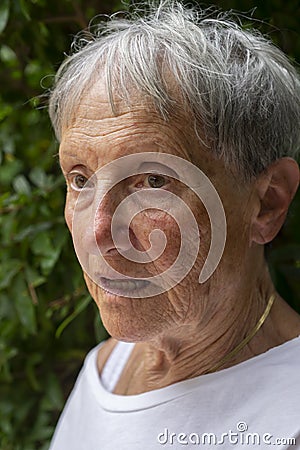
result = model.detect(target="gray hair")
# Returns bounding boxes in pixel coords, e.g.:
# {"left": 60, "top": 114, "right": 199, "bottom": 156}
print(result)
{"left": 48, "top": 1, "right": 300, "bottom": 181}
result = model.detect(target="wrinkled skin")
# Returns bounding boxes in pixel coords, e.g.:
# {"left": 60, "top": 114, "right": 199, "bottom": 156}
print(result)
{"left": 59, "top": 79, "right": 300, "bottom": 395}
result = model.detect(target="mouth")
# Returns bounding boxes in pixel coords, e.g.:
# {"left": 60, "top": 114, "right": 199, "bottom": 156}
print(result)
{"left": 98, "top": 276, "right": 151, "bottom": 296}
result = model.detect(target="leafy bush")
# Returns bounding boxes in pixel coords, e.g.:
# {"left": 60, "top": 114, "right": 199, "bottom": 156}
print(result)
{"left": 0, "top": 1, "right": 299, "bottom": 449}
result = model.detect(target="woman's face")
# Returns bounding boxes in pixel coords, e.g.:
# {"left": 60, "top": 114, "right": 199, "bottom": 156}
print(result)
{"left": 59, "top": 80, "right": 253, "bottom": 342}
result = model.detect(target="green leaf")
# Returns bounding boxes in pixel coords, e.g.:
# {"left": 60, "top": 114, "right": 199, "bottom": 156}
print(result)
{"left": 0, "top": 344, "right": 18, "bottom": 368}
{"left": 0, "top": 103, "right": 13, "bottom": 121}
{"left": 55, "top": 295, "right": 91, "bottom": 338}
{"left": 31, "top": 232, "right": 53, "bottom": 256}
{"left": 0, "top": 45, "right": 17, "bottom": 64}
{"left": 26, "top": 353, "right": 43, "bottom": 391}
{"left": 0, "top": 260, "right": 23, "bottom": 290}
{"left": 11, "top": 273, "right": 36, "bottom": 334}
{"left": 29, "top": 167, "right": 47, "bottom": 189}
{"left": 0, "top": 160, "right": 23, "bottom": 186}
{"left": 12, "top": 175, "right": 31, "bottom": 195}
{"left": 19, "top": 0, "right": 30, "bottom": 21}
{"left": 0, "top": 0, "right": 9, "bottom": 34}
{"left": 31, "top": 231, "right": 62, "bottom": 275}
{"left": 13, "top": 222, "right": 53, "bottom": 242}
{"left": 40, "top": 251, "right": 61, "bottom": 275}
{"left": 42, "top": 373, "right": 63, "bottom": 410}
{"left": 25, "top": 266, "right": 46, "bottom": 288}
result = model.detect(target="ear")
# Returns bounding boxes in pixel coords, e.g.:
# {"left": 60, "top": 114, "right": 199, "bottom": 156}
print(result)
{"left": 250, "top": 157, "right": 299, "bottom": 245}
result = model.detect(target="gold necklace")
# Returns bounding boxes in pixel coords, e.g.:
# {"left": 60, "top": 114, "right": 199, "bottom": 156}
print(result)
{"left": 206, "top": 293, "right": 276, "bottom": 374}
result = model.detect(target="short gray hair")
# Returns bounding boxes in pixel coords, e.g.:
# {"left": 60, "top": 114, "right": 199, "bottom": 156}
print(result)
{"left": 48, "top": 1, "right": 300, "bottom": 181}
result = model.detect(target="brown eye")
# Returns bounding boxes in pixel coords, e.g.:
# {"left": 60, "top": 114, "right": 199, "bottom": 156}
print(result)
{"left": 147, "top": 174, "right": 167, "bottom": 188}
{"left": 72, "top": 174, "right": 88, "bottom": 190}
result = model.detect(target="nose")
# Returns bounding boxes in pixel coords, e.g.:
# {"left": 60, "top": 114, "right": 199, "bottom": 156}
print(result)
{"left": 83, "top": 192, "right": 136, "bottom": 257}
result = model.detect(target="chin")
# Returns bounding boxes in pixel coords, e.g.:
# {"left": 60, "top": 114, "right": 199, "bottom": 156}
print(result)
{"left": 101, "top": 312, "right": 158, "bottom": 343}
{"left": 94, "top": 290, "right": 169, "bottom": 343}
{"left": 84, "top": 272, "right": 181, "bottom": 342}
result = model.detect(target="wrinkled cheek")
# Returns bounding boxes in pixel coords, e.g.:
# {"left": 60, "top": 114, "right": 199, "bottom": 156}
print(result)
{"left": 64, "top": 195, "right": 76, "bottom": 233}
{"left": 130, "top": 210, "right": 185, "bottom": 275}
{"left": 83, "top": 273, "right": 104, "bottom": 309}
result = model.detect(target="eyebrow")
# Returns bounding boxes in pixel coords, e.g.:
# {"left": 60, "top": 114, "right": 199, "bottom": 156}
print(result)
{"left": 59, "top": 149, "right": 83, "bottom": 161}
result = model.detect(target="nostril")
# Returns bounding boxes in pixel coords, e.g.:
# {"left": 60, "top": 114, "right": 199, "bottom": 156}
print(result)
{"left": 105, "top": 247, "right": 121, "bottom": 256}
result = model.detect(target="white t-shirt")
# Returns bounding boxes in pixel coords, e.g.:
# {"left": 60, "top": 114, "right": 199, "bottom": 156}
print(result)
{"left": 49, "top": 336, "right": 300, "bottom": 449}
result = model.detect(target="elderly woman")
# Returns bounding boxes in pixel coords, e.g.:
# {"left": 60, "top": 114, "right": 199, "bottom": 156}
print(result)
{"left": 48, "top": 2, "right": 300, "bottom": 449}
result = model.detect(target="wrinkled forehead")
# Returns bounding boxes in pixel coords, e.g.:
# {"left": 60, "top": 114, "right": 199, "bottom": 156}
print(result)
{"left": 71, "top": 77, "right": 155, "bottom": 125}
{"left": 59, "top": 74, "right": 201, "bottom": 165}
{"left": 57, "top": 59, "right": 191, "bottom": 141}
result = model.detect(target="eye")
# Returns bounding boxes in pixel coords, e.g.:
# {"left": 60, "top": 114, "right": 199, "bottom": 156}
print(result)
{"left": 146, "top": 174, "right": 168, "bottom": 188}
{"left": 69, "top": 173, "right": 89, "bottom": 191}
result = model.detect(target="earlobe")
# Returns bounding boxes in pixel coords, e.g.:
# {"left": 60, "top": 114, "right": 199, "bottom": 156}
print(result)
{"left": 250, "top": 157, "right": 299, "bottom": 245}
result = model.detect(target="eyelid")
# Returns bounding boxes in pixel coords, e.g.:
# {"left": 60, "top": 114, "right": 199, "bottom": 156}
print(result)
{"left": 138, "top": 162, "right": 179, "bottom": 179}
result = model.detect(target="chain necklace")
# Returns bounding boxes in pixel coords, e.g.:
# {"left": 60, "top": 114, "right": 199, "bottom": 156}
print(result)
{"left": 205, "top": 293, "right": 276, "bottom": 374}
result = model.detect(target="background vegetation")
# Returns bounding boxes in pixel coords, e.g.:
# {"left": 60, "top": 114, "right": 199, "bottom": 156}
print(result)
{"left": 0, "top": 0, "right": 299, "bottom": 449}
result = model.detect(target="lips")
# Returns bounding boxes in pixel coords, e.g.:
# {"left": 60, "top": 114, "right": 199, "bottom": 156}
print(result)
{"left": 98, "top": 276, "right": 151, "bottom": 295}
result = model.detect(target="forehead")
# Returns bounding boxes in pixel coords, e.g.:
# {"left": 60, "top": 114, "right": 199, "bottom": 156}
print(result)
{"left": 59, "top": 78, "right": 198, "bottom": 164}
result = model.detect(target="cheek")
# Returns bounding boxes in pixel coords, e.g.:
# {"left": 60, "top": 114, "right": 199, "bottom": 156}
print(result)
{"left": 223, "top": 199, "right": 251, "bottom": 258}
{"left": 64, "top": 193, "right": 77, "bottom": 233}
{"left": 129, "top": 205, "right": 211, "bottom": 298}
{"left": 131, "top": 210, "right": 181, "bottom": 271}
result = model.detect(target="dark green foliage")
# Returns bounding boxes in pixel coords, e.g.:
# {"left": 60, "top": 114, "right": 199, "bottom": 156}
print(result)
{"left": 0, "top": 1, "right": 299, "bottom": 449}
